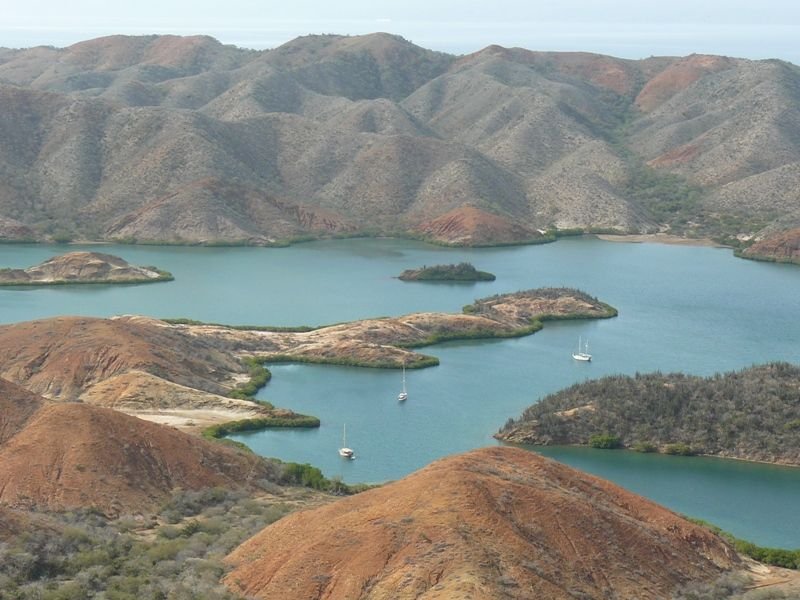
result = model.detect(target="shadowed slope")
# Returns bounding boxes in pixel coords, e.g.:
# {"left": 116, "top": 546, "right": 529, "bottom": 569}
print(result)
{"left": 225, "top": 446, "right": 739, "bottom": 600}
{"left": 0, "top": 378, "right": 46, "bottom": 444}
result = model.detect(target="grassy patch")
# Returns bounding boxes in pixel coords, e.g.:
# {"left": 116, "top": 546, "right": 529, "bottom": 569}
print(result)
{"left": 262, "top": 353, "right": 440, "bottom": 369}
{"left": 229, "top": 357, "right": 272, "bottom": 400}
{"left": 202, "top": 414, "right": 321, "bottom": 442}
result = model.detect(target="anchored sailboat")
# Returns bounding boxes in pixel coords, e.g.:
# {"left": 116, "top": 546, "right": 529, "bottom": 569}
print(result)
{"left": 572, "top": 336, "right": 592, "bottom": 362}
{"left": 398, "top": 362, "right": 408, "bottom": 401}
{"left": 338, "top": 424, "right": 355, "bottom": 459}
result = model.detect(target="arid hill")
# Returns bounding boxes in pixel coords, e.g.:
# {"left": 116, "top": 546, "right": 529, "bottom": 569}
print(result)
{"left": 0, "top": 378, "right": 272, "bottom": 514}
{"left": 738, "top": 228, "right": 800, "bottom": 264}
{"left": 0, "top": 315, "right": 279, "bottom": 428}
{"left": 0, "top": 289, "right": 612, "bottom": 424}
{"left": 224, "top": 446, "right": 740, "bottom": 600}
{"left": 0, "top": 251, "right": 172, "bottom": 284}
{"left": 0, "top": 34, "right": 799, "bottom": 244}
{"left": 0, "top": 315, "right": 242, "bottom": 400}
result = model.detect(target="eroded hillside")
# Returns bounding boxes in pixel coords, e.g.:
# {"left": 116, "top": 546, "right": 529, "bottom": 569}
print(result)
{"left": 1, "top": 34, "right": 799, "bottom": 244}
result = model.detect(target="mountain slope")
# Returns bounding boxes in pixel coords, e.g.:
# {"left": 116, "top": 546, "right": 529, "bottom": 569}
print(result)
{"left": 0, "top": 377, "right": 272, "bottom": 514}
{"left": 225, "top": 446, "right": 740, "bottom": 600}
{"left": 1, "top": 34, "right": 800, "bottom": 243}
{"left": 0, "top": 315, "right": 243, "bottom": 400}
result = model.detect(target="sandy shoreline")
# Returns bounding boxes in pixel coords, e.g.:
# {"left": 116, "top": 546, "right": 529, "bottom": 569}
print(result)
{"left": 596, "top": 233, "right": 727, "bottom": 248}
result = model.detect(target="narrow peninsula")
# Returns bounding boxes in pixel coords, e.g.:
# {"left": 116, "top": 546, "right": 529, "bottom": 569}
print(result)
{"left": 0, "top": 251, "right": 173, "bottom": 285}
{"left": 497, "top": 363, "right": 800, "bottom": 466}
{"left": 179, "top": 287, "right": 617, "bottom": 369}
{"left": 398, "top": 262, "right": 496, "bottom": 281}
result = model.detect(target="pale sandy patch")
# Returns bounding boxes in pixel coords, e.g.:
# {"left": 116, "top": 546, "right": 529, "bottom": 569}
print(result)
{"left": 597, "top": 233, "right": 725, "bottom": 247}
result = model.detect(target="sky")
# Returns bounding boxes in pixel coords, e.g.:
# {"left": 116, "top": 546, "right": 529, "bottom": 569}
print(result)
{"left": 1, "top": 0, "right": 799, "bottom": 64}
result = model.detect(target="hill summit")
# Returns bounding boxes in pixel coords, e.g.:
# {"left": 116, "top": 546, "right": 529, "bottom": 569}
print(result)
{"left": 225, "top": 446, "right": 740, "bottom": 599}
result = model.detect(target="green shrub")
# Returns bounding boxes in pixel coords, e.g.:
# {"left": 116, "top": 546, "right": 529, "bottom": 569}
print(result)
{"left": 663, "top": 443, "right": 695, "bottom": 456}
{"left": 229, "top": 357, "right": 272, "bottom": 399}
{"left": 589, "top": 433, "right": 622, "bottom": 449}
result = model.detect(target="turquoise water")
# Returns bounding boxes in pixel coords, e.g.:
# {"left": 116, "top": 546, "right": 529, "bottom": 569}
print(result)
{"left": 1, "top": 237, "right": 799, "bottom": 546}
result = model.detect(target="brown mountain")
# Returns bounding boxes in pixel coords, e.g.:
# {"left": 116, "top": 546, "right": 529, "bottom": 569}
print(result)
{"left": 0, "top": 378, "right": 271, "bottom": 514}
{"left": 1, "top": 35, "right": 799, "bottom": 244}
{"left": 224, "top": 446, "right": 740, "bottom": 600}
{"left": 0, "top": 315, "right": 242, "bottom": 400}
{"left": 0, "top": 251, "right": 171, "bottom": 284}
{"left": 0, "top": 315, "right": 289, "bottom": 429}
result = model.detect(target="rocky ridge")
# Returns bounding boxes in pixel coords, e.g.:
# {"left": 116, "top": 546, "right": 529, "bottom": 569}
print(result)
{"left": 0, "top": 251, "right": 172, "bottom": 284}
{"left": 0, "top": 34, "right": 799, "bottom": 244}
{"left": 738, "top": 228, "right": 800, "bottom": 264}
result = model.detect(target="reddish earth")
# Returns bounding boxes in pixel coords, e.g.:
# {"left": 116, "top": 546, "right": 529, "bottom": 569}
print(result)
{"left": 741, "top": 228, "right": 800, "bottom": 264}
{"left": 0, "top": 378, "right": 271, "bottom": 515}
{"left": 225, "top": 446, "right": 739, "bottom": 600}
{"left": 648, "top": 140, "right": 704, "bottom": 168}
{"left": 635, "top": 54, "right": 734, "bottom": 112}
{"left": 0, "top": 377, "right": 46, "bottom": 443}
{"left": 0, "top": 315, "right": 242, "bottom": 400}
{"left": 413, "top": 206, "right": 541, "bottom": 246}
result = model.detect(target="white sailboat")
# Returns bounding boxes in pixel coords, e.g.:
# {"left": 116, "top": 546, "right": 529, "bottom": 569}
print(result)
{"left": 398, "top": 362, "right": 408, "bottom": 401}
{"left": 338, "top": 424, "right": 355, "bottom": 459}
{"left": 572, "top": 336, "right": 592, "bottom": 362}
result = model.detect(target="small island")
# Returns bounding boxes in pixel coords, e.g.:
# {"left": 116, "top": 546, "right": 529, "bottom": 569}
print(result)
{"left": 398, "top": 262, "right": 496, "bottom": 281}
{"left": 497, "top": 363, "right": 800, "bottom": 466}
{"left": 0, "top": 251, "right": 173, "bottom": 285}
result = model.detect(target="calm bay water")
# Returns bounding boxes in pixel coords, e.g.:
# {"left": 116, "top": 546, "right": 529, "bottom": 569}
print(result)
{"left": 1, "top": 237, "right": 799, "bottom": 546}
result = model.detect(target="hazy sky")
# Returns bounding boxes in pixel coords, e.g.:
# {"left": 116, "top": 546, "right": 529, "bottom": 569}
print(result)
{"left": 2, "top": 0, "right": 799, "bottom": 63}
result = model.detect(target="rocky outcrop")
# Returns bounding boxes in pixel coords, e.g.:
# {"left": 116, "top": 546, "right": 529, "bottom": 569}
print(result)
{"left": 0, "top": 216, "right": 36, "bottom": 241}
{"left": 413, "top": 207, "right": 542, "bottom": 246}
{"left": 738, "top": 228, "right": 800, "bottom": 264}
{"left": 0, "top": 251, "right": 172, "bottom": 284}
{"left": 225, "top": 446, "right": 741, "bottom": 600}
